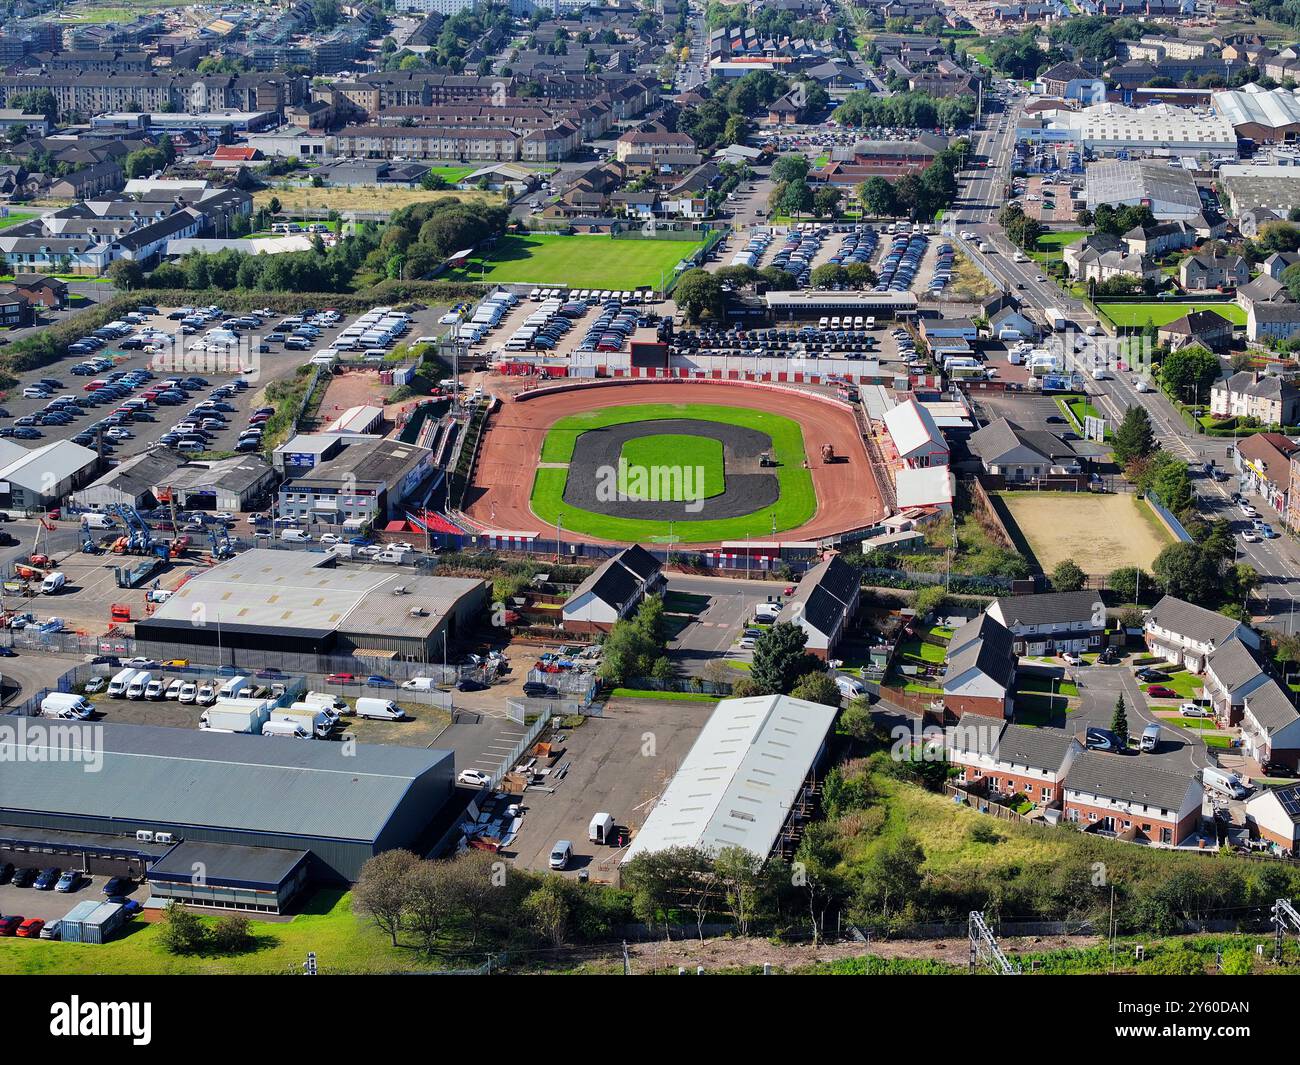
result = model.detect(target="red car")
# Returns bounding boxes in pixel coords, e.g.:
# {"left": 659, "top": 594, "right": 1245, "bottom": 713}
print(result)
{"left": 783, "top": 586, "right": 796, "bottom": 596}
{"left": 1147, "top": 685, "right": 1177, "bottom": 699}
{"left": 326, "top": 672, "right": 357, "bottom": 684}
{"left": 0, "top": 915, "right": 21, "bottom": 936}
{"left": 15, "top": 918, "right": 43, "bottom": 938}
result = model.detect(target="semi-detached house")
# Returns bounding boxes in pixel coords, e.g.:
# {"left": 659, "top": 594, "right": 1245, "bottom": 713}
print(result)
{"left": 941, "top": 614, "right": 1016, "bottom": 721}
{"left": 984, "top": 589, "right": 1105, "bottom": 656}
{"left": 1143, "top": 594, "right": 1260, "bottom": 672}
{"left": 947, "top": 721, "right": 1079, "bottom": 808}
{"left": 1062, "top": 750, "right": 1203, "bottom": 846}
{"left": 1239, "top": 679, "right": 1300, "bottom": 771}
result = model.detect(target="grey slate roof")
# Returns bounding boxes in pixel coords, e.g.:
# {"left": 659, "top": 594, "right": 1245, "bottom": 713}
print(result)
{"left": 1065, "top": 749, "right": 1196, "bottom": 812}
{"left": 0, "top": 722, "right": 451, "bottom": 842}
{"left": 969, "top": 418, "right": 1076, "bottom": 466}
{"left": 1244, "top": 678, "right": 1300, "bottom": 735}
{"left": 949, "top": 721, "right": 1075, "bottom": 772}
{"left": 990, "top": 589, "right": 1099, "bottom": 630}
{"left": 1206, "top": 637, "right": 1265, "bottom": 692}
{"left": 567, "top": 544, "right": 659, "bottom": 613}
{"left": 1146, "top": 594, "right": 1243, "bottom": 647}
{"left": 944, "top": 616, "right": 1016, "bottom": 690}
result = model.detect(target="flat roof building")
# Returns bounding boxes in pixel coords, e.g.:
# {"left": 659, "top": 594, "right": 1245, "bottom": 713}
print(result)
{"left": 1085, "top": 159, "right": 1204, "bottom": 220}
{"left": 278, "top": 436, "right": 435, "bottom": 527}
{"left": 134, "top": 548, "right": 489, "bottom": 662}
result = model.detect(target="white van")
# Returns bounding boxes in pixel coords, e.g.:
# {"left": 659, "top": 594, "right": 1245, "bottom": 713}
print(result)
{"left": 40, "top": 572, "right": 66, "bottom": 594}
{"left": 834, "top": 675, "right": 866, "bottom": 700}
{"left": 401, "top": 676, "right": 437, "bottom": 691}
{"left": 145, "top": 677, "right": 167, "bottom": 700}
{"left": 108, "top": 667, "right": 137, "bottom": 698}
{"left": 82, "top": 512, "right": 116, "bottom": 530}
{"left": 1140, "top": 723, "right": 1161, "bottom": 752}
{"left": 588, "top": 812, "right": 616, "bottom": 844}
{"left": 217, "top": 675, "right": 249, "bottom": 700}
{"left": 1203, "top": 766, "right": 1249, "bottom": 799}
{"left": 754, "top": 602, "right": 781, "bottom": 623}
{"left": 41, "top": 693, "right": 93, "bottom": 720}
{"left": 355, "top": 697, "right": 407, "bottom": 720}
{"left": 281, "top": 529, "right": 310, "bottom": 543}
{"left": 126, "top": 672, "right": 152, "bottom": 700}
{"left": 262, "top": 719, "right": 311, "bottom": 739}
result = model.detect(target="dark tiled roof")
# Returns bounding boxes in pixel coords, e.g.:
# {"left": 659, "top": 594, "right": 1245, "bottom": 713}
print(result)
{"left": 1065, "top": 750, "right": 1196, "bottom": 812}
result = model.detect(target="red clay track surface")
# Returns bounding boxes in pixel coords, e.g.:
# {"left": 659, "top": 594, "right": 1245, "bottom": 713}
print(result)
{"left": 466, "top": 380, "right": 885, "bottom": 547}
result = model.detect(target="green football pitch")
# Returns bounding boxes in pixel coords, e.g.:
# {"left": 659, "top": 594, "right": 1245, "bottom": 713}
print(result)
{"left": 531, "top": 403, "right": 816, "bottom": 543}
{"left": 617, "top": 434, "right": 725, "bottom": 501}
{"left": 444, "top": 233, "right": 707, "bottom": 289}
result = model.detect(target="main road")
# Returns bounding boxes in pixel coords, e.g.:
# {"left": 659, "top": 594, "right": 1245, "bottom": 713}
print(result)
{"left": 953, "top": 91, "right": 1300, "bottom": 634}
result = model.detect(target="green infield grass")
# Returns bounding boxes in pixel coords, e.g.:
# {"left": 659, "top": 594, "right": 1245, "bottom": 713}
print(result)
{"left": 617, "top": 433, "right": 724, "bottom": 501}
{"left": 531, "top": 403, "right": 815, "bottom": 542}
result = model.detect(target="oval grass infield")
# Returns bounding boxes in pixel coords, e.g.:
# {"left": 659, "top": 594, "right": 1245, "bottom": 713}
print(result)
{"left": 530, "top": 402, "right": 816, "bottom": 543}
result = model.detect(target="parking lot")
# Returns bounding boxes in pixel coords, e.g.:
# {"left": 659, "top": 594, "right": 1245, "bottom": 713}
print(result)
{"left": 504, "top": 695, "right": 711, "bottom": 877}
{"left": 0, "top": 301, "right": 452, "bottom": 461}
{"left": 0, "top": 870, "right": 145, "bottom": 927}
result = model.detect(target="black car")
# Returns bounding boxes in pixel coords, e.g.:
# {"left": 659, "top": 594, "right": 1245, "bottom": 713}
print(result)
{"left": 0, "top": 862, "right": 12, "bottom": 884}
{"left": 456, "top": 678, "right": 488, "bottom": 692}
{"left": 102, "top": 875, "right": 134, "bottom": 897}
{"left": 522, "top": 681, "right": 558, "bottom": 698}
{"left": 91, "top": 655, "right": 120, "bottom": 666}
{"left": 1097, "top": 647, "right": 1119, "bottom": 665}
{"left": 33, "top": 866, "right": 60, "bottom": 890}
{"left": 10, "top": 867, "right": 37, "bottom": 887}
{"left": 1135, "top": 667, "right": 1168, "bottom": 683}
{"left": 1084, "top": 727, "right": 1123, "bottom": 753}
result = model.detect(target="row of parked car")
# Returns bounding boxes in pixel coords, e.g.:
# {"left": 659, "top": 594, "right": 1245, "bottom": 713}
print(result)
{"left": 768, "top": 227, "right": 826, "bottom": 288}
{"left": 874, "top": 231, "right": 928, "bottom": 293}
{"left": 575, "top": 299, "right": 648, "bottom": 354}
{"left": 827, "top": 226, "right": 878, "bottom": 269}
{"left": 0, "top": 867, "right": 139, "bottom": 941}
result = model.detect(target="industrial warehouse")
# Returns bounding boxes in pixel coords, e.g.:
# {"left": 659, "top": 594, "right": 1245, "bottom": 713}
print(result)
{"left": 132, "top": 549, "right": 490, "bottom": 663}
{"left": 0, "top": 721, "right": 455, "bottom": 910}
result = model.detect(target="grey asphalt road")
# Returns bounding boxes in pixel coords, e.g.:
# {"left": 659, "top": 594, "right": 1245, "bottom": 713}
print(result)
{"left": 664, "top": 572, "right": 786, "bottom": 676}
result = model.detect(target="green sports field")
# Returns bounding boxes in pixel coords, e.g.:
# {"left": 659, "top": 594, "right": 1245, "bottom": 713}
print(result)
{"left": 447, "top": 233, "right": 707, "bottom": 289}
{"left": 1096, "top": 302, "right": 1247, "bottom": 328}
{"left": 532, "top": 403, "right": 816, "bottom": 543}
{"left": 618, "top": 434, "right": 725, "bottom": 500}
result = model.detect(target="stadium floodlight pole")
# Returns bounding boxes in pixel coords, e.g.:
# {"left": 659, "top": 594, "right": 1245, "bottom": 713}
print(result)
{"left": 556, "top": 514, "right": 563, "bottom": 561}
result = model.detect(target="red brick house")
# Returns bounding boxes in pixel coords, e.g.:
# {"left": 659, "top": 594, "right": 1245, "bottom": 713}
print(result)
{"left": 1062, "top": 751, "right": 1203, "bottom": 846}
{"left": 947, "top": 721, "right": 1079, "bottom": 807}
{"left": 941, "top": 614, "right": 1016, "bottom": 720}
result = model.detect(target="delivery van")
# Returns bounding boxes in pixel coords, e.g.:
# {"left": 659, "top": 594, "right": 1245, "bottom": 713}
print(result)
{"left": 355, "top": 697, "right": 407, "bottom": 721}
{"left": 1141, "top": 723, "right": 1161, "bottom": 752}
{"left": 400, "top": 676, "right": 437, "bottom": 691}
{"left": 835, "top": 675, "right": 866, "bottom": 700}
{"left": 82, "top": 512, "right": 116, "bottom": 530}
{"left": 126, "top": 671, "right": 152, "bottom": 700}
{"left": 1203, "top": 765, "right": 1249, "bottom": 799}
{"left": 108, "top": 667, "right": 137, "bottom": 698}
{"left": 217, "top": 675, "right": 249, "bottom": 700}
{"left": 40, "top": 693, "right": 93, "bottom": 720}
{"left": 262, "top": 719, "right": 311, "bottom": 739}
{"left": 40, "top": 572, "right": 66, "bottom": 595}
{"left": 588, "top": 812, "right": 615, "bottom": 845}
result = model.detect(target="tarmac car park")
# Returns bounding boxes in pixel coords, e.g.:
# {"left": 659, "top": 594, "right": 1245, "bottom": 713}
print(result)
{"left": 0, "top": 303, "right": 449, "bottom": 459}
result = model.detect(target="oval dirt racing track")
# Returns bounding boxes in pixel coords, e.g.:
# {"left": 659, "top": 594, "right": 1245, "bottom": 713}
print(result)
{"left": 465, "top": 379, "right": 884, "bottom": 547}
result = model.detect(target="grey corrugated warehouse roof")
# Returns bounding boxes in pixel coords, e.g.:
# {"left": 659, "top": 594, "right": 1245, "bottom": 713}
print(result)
{"left": 0, "top": 721, "right": 450, "bottom": 842}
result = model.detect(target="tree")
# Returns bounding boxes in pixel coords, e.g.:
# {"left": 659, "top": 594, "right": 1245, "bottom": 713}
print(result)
{"left": 446, "top": 850, "right": 507, "bottom": 946}
{"left": 1152, "top": 542, "right": 1219, "bottom": 604}
{"left": 1112, "top": 405, "right": 1156, "bottom": 467}
{"left": 1228, "top": 562, "right": 1260, "bottom": 607}
{"left": 211, "top": 914, "right": 253, "bottom": 953}
{"left": 790, "top": 669, "right": 841, "bottom": 706}
{"left": 1051, "top": 558, "right": 1086, "bottom": 592}
{"left": 775, "top": 179, "right": 814, "bottom": 218}
{"left": 770, "top": 153, "right": 810, "bottom": 185}
{"left": 673, "top": 268, "right": 724, "bottom": 322}
{"left": 1111, "top": 693, "right": 1130, "bottom": 749}
{"left": 105, "top": 259, "right": 144, "bottom": 291}
{"left": 713, "top": 845, "right": 768, "bottom": 936}
{"left": 852, "top": 834, "right": 925, "bottom": 924}
{"left": 352, "top": 849, "right": 421, "bottom": 946}
{"left": 750, "top": 621, "right": 819, "bottom": 695}
{"left": 812, "top": 185, "right": 842, "bottom": 218}
{"left": 858, "top": 176, "right": 897, "bottom": 218}
{"left": 404, "top": 859, "right": 457, "bottom": 954}
{"left": 840, "top": 697, "right": 876, "bottom": 743}
{"left": 158, "top": 901, "right": 205, "bottom": 954}
{"left": 1107, "top": 565, "right": 1150, "bottom": 603}
{"left": 522, "top": 877, "right": 571, "bottom": 945}
{"left": 124, "top": 147, "right": 167, "bottom": 179}
{"left": 1159, "top": 344, "right": 1220, "bottom": 406}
